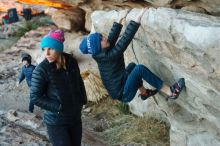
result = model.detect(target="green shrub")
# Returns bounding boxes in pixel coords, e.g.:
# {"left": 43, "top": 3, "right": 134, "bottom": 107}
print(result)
{"left": 15, "top": 16, "right": 52, "bottom": 37}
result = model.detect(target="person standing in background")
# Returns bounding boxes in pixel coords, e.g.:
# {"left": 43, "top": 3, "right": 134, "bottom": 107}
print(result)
{"left": 17, "top": 53, "right": 35, "bottom": 113}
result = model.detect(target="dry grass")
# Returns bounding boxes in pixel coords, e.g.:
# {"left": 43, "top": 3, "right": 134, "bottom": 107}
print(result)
{"left": 81, "top": 70, "right": 108, "bottom": 103}
{"left": 88, "top": 97, "right": 170, "bottom": 146}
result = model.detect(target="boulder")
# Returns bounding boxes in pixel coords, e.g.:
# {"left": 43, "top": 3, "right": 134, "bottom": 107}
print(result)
{"left": 51, "top": 7, "right": 85, "bottom": 31}
{"left": 91, "top": 8, "right": 220, "bottom": 146}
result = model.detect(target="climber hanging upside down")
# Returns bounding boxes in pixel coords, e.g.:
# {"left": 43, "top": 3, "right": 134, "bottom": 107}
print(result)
{"left": 79, "top": 8, "right": 185, "bottom": 103}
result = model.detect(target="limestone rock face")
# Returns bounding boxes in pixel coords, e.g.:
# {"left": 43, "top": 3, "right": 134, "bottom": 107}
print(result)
{"left": 91, "top": 8, "right": 220, "bottom": 146}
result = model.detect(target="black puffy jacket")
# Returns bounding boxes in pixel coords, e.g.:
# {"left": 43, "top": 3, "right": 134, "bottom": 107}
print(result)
{"left": 30, "top": 53, "right": 87, "bottom": 125}
{"left": 92, "top": 20, "right": 140, "bottom": 100}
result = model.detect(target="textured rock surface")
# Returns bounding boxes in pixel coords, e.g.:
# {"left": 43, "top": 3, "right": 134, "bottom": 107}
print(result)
{"left": 91, "top": 8, "right": 220, "bottom": 146}
{"left": 0, "top": 110, "right": 107, "bottom": 146}
{"left": 51, "top": 7, "right": 85, "bottom": 31}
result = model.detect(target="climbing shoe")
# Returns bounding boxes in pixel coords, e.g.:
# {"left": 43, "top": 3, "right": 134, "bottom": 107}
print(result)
{"left": 139, "top": 89, "right": 158, "bottom": 100}
{"left": 168, "top": 78, "right": 185, "bottom": 100}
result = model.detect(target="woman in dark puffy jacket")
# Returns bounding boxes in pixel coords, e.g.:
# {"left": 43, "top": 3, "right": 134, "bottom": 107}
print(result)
{"left": 30, "top": 30, "right": 87, "bottom": 146}
{"left": 79, "top": 8, "right": 185, "bottom": 103}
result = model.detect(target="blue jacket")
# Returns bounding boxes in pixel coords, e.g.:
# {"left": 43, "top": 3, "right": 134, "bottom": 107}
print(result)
{"left": 92, "top": 21, "right": 140, "bottom": 100}
{"left": 30, "top": 53, "right": 87, "bottom": 125}
{"left": 18, "top": 64, "right": 35, "bottom": 87}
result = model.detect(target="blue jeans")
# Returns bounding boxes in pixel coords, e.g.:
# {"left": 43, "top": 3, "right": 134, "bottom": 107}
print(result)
{"left": 28, "top": 90, "right": 34, "bottom": 113}
{"left": 46, "top": 120, "right": 82, "bottom": 146}
{"left": 122, "top": 63, "right": 163, "bottom": 103}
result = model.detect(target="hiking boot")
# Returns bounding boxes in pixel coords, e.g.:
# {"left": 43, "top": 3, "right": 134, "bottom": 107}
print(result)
{"left": 168, "top": 78, "right": 185, "bottom": 100}
{"left": 139, "top": 89, "right": 158, "bottom": 100}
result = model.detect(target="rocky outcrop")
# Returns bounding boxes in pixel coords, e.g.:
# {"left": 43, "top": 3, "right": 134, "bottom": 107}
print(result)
{"left": 143, "top": 0, "right": 220, "bottom": 15}
{"left": 74, "top": 0, "right": 220, "bottom": 16}
{"left": 67, "top": 0, "right": 220, "bottom": 16}
{"left": 91, "top": 8, "right": 220, "bottom": 146}
{"left": 2, "top": 0, "right": 220, "bottom": 32}
{"left": 51, "top": 7, "right": 85, "bottom": 31}
{"left": 0, "top": 109, "right": 107, "bottom": 145}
